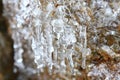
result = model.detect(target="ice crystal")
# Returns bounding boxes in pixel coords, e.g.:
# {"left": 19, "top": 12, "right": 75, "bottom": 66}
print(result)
{"left": 3, "top": 0, "right": 120, "bottom": 79}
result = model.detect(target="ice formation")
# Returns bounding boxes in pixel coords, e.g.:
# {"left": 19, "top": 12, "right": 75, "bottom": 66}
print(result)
{"left": 3, "top": 0, "right": 120, "bottom": 79}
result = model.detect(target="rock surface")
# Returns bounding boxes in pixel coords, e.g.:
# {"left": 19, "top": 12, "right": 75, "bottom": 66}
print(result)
{"left": 0, "top": 0, "right": 16, "bottom": 80}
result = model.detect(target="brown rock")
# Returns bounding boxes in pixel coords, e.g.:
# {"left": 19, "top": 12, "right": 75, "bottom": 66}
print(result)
{"left": 0, "top": 1, "right": 17, "bottom": 80}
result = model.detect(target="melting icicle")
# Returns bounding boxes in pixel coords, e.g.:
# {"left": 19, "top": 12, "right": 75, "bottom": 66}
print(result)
{"left": 79, "top": 26, "right": 89, "bottom": 69}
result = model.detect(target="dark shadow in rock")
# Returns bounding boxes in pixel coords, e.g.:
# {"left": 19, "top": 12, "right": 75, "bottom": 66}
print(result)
{"left": 0, "top": 0, "right": 18, "bottom": 80}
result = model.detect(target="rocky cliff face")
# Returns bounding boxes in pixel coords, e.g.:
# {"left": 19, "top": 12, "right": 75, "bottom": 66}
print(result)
{"left": 2, "top": 0, "right": 120, "bottom": 80}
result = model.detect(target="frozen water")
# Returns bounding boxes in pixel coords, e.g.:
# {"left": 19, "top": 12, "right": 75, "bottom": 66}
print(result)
{"left": 3, "top": 0, "right": 120, "bottom": 79}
